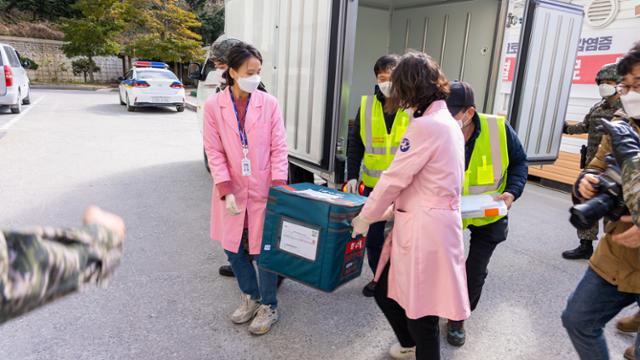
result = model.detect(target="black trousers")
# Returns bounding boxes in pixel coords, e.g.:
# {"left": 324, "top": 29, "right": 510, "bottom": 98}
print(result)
{"left": 466, "top": 217, "right": 509, "bottom": 311}
{"left": 363, "top": 186, "right": 385, "bottom": 275}
{"left": 374, "top": 264, "right": 440, "bottom": 360}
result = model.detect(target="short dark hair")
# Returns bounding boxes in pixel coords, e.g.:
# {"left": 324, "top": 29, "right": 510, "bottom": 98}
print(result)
{"left": 617, "top": 41, "right": 640, "bottom": 77}
{"left": 222, "top": 42, "right": 263, "bottom": 86}
{"left": 374, "top": 54, "right": 400, "bottom": 76}
{"left": 385, "top": 51, "right": 449, "bottom": 114}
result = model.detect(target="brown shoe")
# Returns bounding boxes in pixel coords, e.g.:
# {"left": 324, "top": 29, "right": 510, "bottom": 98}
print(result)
{"left": 617, "top": 311, "right": 640, "bottom": 333}
{"left": 624, "top": 346, "right": 635, "bottom": 360}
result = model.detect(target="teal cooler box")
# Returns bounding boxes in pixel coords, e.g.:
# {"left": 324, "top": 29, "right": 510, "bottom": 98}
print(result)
{"left": 258, "top": 183, "right": 367, "bottom": 292}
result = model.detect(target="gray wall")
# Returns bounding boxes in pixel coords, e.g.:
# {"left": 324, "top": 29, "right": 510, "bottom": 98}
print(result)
{"left": 0, "top": 36, "right": 124, "bottom": 83}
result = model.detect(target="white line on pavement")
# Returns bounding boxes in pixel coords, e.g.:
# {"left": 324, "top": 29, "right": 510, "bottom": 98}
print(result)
{"left": 0, "top": 96, "right": 46, "bottom": 131}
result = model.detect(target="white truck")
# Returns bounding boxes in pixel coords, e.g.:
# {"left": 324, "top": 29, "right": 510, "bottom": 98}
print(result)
{"left": 198, "top": 0, "right": 585, "bottom": 186}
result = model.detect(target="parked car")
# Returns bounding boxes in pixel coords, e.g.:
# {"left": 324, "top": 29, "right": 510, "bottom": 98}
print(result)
{"left": 0, "top": 43, "right": 31, "bottom": 114}
{"left": 118, "top": 61, "right": 185, "bottom": 112}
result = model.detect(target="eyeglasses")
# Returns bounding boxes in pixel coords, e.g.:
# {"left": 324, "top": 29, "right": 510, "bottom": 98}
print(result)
{"left": 617, "top": 82, "right": 640, "bottom": 95}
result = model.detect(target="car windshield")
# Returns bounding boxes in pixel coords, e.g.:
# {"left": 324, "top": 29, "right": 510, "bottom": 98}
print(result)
{"left": 137, "top": 70, "right": 178, "bottom": 81}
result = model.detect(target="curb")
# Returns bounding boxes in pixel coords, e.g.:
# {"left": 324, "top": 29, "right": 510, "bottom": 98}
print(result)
{"left": 185, "top": 100, "right": 197, "bottom": 112}
{"left": 31, "top": 84, "right": 116, "bottom": 92}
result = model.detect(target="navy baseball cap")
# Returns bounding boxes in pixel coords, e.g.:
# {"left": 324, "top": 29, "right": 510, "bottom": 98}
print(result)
{"left": 446, "top": 81, "right": 475, "bottom": 116}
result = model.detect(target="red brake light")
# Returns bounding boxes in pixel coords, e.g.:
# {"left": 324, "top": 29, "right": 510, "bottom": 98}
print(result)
{"left": 133, "top": 80, "right": 150, "bottom": 88}
{"left": 170, "top": 82, "right": 184, "bottom": 89}
{"left": 4, "top": 65, "right": 13, "bottom": 87}
{"left": 358, "top": 182, "right": 365, "bottom": 196}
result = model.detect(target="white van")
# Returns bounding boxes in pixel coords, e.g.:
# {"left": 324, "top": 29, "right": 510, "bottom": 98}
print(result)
{"left": 215, "top": 0, "right": 584, "bottom": 186}
{"left": 0, "top": 43, "right": 31, "bottom": 114}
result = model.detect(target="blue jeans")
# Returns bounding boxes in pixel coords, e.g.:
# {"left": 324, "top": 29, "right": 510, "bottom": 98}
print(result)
{"left": 562, "top": 267, "right": 640, "bottom": 359}
{"left": 225, "top": 237, "right": 278, "bottom": 308}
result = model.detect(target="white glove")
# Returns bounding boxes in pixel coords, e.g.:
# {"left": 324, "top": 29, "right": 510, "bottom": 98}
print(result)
{"left": 345, "top": 179, "right": 358, "bottom": 194}
{"left": 351, "top": 214, "right": 373, "bottom": 238}
{"left": 381, "top": 206, "right": 395, "bottom": 222}
{"left": 225, "top": 194, "right": 241, "bottom": 215}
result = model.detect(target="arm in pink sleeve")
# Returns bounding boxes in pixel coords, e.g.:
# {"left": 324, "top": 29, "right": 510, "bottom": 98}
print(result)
{"left": 203, "top": 98, "right": 231, "bottom": 185}
{"left": 269, "top": 101, "right": 289, "bottom": 182}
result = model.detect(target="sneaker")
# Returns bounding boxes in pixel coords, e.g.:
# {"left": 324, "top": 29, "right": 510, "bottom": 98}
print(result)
{"left": 447, "top": 320, "right": 466, "bottom": 347}
{"left": 389, "top": 343, "right": 416, "bottom": 359}
{"left": 219, "top": 265, "right": 235, "bottom": 277}
{"left": 617, "top": 311, "right": 640, "bottom": 333}
{"left": 230, "top": 294, "right": 260, "bottom": 324}
{"left": 624, "top": 346, "right": 636, "bottom": 360}
{"left": 248, "top": 304, "right": 279, "bottom": 335}
{"left": 562, "top": 240, "right": 594, "bottom": 260}
{"left": 362, "top": 281, "right": 377, "bottom": 297}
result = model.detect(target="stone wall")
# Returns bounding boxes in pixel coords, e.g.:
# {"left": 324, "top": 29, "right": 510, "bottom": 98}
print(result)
{"left": 0, "top": 36, "right": 124, "bottom": 83}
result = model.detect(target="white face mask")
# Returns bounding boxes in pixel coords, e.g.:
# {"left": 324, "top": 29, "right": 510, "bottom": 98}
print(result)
{"left": 206, "top": 69, "right": 225, "bottom": 86}
{"left": 598, "top": 84, "right": 617, "bottom": 98}
{"left": 378, "top": 81, "right": 392, "bottom": 98}
{"left": 621, "top": 90, "right": 640, "bottom": 119}
{"left": 237, "top": 74, "right": 261, "bottom": 93}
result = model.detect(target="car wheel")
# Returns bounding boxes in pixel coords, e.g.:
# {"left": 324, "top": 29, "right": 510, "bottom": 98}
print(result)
{"left": 176, "top": 105, "right": 185, "bottom": 112}
{"left": 22, "top": 87, "right": 31, "bottom": 105}
{"left": 10, "top": 91, "right": 22, "bottom": 114}
{"left": 119, "top": 92, "right": 125, "bottom": 105}
{"left": 203, "top": 148, "right": 210, "bottom": 173}
{"left": 126, "top": 95, "right": 135, "bottom": 112}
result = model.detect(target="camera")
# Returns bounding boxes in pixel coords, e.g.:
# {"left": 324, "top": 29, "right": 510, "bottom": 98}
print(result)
{"left": 570, "top": 156, "right": 628, "bottom": 230}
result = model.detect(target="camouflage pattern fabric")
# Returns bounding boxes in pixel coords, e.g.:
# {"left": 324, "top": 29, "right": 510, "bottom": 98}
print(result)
{"left": 623, "top": 155, "right": 640, "bottom": 227}
{"left": 0, "top": 224, "right": 123, "bottom": 324}
{"left": 566, "top": 98, "right": 623, "bottom": 165}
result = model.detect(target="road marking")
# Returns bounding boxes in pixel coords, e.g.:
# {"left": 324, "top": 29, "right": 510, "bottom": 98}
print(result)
{"left": 0, "top": 96, "right": 45, "bottom": 131}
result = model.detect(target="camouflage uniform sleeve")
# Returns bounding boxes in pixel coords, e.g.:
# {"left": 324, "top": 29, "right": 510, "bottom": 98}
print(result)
{"left": 622, "top": 156, "right": 640, "bottom": 227}
{"left": 565, "top": 116, "right": 589, "bottom": 135}
{"left": 0, "top": 224, "right": 123, "bottom": 324}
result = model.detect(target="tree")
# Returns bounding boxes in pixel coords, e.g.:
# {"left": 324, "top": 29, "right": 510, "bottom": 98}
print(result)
{"left": 3, "top": 0, "right": 78, "bottom": 21}
{"left": 196, "top": 5, "right": 224, "bottom": 45}
{"left": 126, "top": 0, "right": 204, "bottom": 65}
{"left": 72, "top": 58, "right": 100, "bottom": 83}
{"left": 61, "top": 0, "right": 125, "bottom": 82}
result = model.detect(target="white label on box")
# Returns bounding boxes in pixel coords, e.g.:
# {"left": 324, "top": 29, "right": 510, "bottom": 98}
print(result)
{"left": 297, "top": 189, "right": 341, "bottom": 201}
{"left": 279, "top": 220, "right": 320, "bottom": 261}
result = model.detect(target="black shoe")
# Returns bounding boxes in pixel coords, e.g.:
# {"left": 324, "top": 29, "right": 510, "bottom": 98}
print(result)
{"left": 562, "top": 240, "right": 594, "bottom": 260}
{"left": 447, "top": 320, "right": 466, "bottom": 347}
{"left": 218, "top": 265, "right": 235, "bottom": 277}
{"left": 362, "top": 281, "right": 377, "bottom": 297}
{"left": 277, "top": 276, "right": 285, "bottom": 288}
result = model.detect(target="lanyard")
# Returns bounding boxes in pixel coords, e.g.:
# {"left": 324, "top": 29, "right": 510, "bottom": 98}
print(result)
{"left": 230, "top": 91, "right": 251, "bottom": 150}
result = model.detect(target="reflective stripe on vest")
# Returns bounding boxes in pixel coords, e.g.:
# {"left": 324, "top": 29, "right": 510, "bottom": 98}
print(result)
{"left": 360, "top": 95, "right": 409, "bottom": 187}
{"left": 463, "top": 113, "right": 510, "bottom": 228}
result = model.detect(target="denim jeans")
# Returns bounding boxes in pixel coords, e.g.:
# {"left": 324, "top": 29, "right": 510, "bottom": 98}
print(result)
{"left": 225, "top": 237, "right": 278, "bottom": 308}
{"left": 562, "top": 267, "right": 640, "bottom": 359}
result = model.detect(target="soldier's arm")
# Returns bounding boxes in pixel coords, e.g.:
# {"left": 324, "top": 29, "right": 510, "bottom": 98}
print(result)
{"left": 0, "top": 217, "right": 124, "bottom": 324}
{"left": 622, "top": 156, "right": 640, "bottom": 227}
{"left": 565, "top": 117, "right": 589, "bottom": 135}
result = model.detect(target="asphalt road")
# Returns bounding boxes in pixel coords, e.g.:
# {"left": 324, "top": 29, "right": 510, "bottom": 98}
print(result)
{"left": 0, "top": 90, "right": 635, "bottom": 360}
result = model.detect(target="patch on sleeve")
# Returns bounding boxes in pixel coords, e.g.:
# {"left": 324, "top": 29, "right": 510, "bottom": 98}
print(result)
{"left": 400, "top": 138, "right": 411, "bottom": 152}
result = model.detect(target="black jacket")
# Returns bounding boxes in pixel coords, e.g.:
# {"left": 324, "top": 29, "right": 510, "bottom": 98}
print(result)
{"left": 347, "top": 91, "right": 397, "bottom": 181}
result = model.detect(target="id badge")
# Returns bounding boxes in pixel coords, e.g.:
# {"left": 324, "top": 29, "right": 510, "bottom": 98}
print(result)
{"left": 241, "top": 158, "right": 252, "bottom": 176}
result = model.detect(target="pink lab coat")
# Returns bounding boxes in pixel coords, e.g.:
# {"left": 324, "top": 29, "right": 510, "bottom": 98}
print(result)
{"left": 203, "top": 88, "right": 289, "bottom": 255}
{"left": 361, "top": 100, "right": 471, "bottom": 321}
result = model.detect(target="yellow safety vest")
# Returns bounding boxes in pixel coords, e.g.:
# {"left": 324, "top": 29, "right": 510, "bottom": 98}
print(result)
{"left": 463, "top": 113, "right": 510, "bottom": 228}
{"left": 359, "top": 95, "right": 409, "bottom": 188}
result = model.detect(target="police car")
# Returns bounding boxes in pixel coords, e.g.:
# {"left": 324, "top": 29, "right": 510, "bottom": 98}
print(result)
{"left": 118, "top": 61, "right": 185, "bottom": 112}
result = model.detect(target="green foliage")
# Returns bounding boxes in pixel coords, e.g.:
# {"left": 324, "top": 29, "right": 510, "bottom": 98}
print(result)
{"left": 126, "top": 0, "right": 204, "bottom": 63}
{"left": 197, "top": 5, "right": 224, "bottom": 45}
{"left": 3, "top": 0, "right": 79, "bottom": 21}
{"left": 61, "top": 0, "right": 125, "bottom": 60}
{"left": 71, "top": 57, "right": 100, "bottom": 83}
{"left": 18, "top": 54, "right": 39, "bottom": 70}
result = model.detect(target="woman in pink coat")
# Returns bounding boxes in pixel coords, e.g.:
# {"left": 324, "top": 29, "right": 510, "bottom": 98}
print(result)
{"left": 203, "top": 42, "right": 288, "bottom": 336}
{"left": 352, "top": 52, "right": 470, "bottom": 359}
